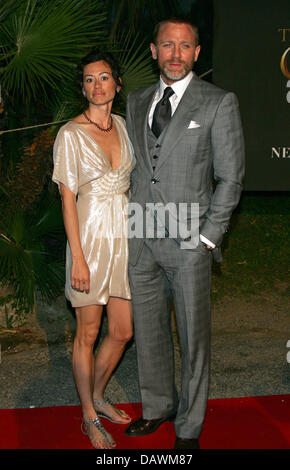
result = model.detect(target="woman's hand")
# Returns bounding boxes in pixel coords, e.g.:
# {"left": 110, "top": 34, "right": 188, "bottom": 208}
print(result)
{"left": 71, "top": 256, "right": 90, "bottom": 293}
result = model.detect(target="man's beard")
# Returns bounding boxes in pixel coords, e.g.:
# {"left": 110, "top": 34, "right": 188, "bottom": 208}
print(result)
{"left": 160, "top": 59, "right": 194, "bottom": 82}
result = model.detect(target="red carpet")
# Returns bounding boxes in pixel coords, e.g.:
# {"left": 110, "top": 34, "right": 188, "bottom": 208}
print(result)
{"left": 0, "top": 395, "right": 289, "bottom": 449}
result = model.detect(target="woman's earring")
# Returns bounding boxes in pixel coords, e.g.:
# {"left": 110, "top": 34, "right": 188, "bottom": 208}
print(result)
{"left": 82, "top": 89, "right": 86, "bottom": 98}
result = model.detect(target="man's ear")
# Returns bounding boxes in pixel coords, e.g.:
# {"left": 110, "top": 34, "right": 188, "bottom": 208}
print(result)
{"left": 150, "top": 43, "right": 158, "bottom": 60}
{"left": 194, "top": 45, "right": 201, "bottom": 62}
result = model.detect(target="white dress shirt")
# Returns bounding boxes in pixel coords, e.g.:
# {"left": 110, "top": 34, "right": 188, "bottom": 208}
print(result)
{"left": 148, "top": 72, "right": 216, "bottom": 249}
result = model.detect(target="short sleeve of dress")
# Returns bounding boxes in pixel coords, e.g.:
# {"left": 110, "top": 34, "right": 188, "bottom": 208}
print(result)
{"left": 52, "top": 126, "right": 79, "bottom": 195}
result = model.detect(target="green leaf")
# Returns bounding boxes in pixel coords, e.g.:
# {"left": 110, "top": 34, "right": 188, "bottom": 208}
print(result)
{"left": 114, "top": 31, "right": 157, "bottom": 96}
{"left": 0, "top": 0, "right": 107, "bottom": 101}
{"left": 0, "top": 195, "right": 65, "bottom": 314}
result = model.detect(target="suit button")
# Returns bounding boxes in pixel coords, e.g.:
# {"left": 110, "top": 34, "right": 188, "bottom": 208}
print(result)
{"left": 152, "top": 166, "right": 156, "bottom": 171}
{"left": 151, "top": 178, "right": 158, "bottom": 184}
{"left": 153, "top": 155, "right": 158, "bottom": 159}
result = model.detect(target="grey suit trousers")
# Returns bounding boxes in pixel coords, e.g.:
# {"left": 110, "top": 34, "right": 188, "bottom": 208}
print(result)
{"left": 129, "top": 236, "right": 212, "bottom": 439}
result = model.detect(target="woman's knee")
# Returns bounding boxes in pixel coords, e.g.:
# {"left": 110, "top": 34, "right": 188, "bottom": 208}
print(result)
{"left": 75, "top": 323, "right": 100, "bottom": 347}
{"left": 108, "top": 324, "right": 133, "bottom": 344}
{"left": 75, "top": 306, "right": 102, "bottom": 347}
{"left": 107, "top": 299, "right": 133, "bottom": 343}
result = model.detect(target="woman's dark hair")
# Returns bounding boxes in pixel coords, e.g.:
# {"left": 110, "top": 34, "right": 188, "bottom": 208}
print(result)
{"left": 77, "top": 49, "right": 122, "bottom": 88}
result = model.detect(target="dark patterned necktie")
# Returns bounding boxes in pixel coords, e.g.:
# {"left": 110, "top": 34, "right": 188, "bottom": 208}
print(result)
{"left": 152, "top": 87, "right": 174, "bottom": 138}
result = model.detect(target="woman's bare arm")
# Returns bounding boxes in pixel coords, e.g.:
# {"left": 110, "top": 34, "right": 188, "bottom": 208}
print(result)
{"left": 59, "top": 183, "right": 90, "bottom": 293}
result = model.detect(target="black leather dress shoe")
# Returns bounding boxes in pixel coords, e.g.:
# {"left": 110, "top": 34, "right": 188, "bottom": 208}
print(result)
{"left": 124, "top": 415, "right": 175, "bottom": 437}
{"left": 174, "top": 437, "right": 200, "bottom": 449}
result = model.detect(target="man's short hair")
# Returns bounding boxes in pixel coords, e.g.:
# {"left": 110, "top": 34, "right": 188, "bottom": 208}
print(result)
{"left": 152, "top": 17, "right": 199, "bottom": 46}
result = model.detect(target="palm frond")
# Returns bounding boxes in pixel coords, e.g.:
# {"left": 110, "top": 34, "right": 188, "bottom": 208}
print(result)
{"left": 113, "top": 31, "right": 158, "bottom": 97}
{"left": 0, "top": 197, "right": 65, "bottom": 314}
{"left": 33, "top": 257, "right": 65, "bottom": 304}
{"left": 0, "top": 0, "right": 17, "bottom": 23}
{"left": 0, "top": 233, "right": 35, "bottom": 312}
{"left": 0, "top": 0, "right": 107, "bottom": 101}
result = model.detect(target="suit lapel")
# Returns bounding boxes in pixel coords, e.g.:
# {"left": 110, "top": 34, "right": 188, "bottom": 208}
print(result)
{"left": 156, "top": 76, "right": 204, "bottom": 173}
{"left": 133, "top": 83, "right": 158, "bottom": 169}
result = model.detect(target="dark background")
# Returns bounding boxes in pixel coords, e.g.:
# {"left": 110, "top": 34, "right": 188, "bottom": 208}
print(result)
{"left": 212, "top": 0, "right": 289, "bottom": 191}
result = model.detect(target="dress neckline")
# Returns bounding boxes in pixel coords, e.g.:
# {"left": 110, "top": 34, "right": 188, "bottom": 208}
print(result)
{"left": 69, "top": 114, "right": 123, "bottom": 171}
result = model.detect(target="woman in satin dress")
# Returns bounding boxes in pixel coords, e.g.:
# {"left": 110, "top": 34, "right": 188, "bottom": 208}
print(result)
{"left": 52, "top": 50, "right": 135, "bottom": 449}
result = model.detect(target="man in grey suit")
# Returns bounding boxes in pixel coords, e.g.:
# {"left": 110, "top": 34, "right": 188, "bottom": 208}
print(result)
{"left": 125, "top": 18, "right": 245, "bottom": 449}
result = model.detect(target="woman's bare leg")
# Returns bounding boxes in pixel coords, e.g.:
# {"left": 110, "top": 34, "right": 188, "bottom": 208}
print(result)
{"left": 93, "top": 298, "right": 133, "bottom": 422}
{"left": 72, "top": 304, "right": 115, "bottom": 448}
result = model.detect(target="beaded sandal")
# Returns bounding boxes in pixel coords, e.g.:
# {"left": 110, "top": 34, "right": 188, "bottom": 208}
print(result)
{"left": 94, "top": 398, "right": 132, "bottom": 424}
{"left": 81, "top": 417, "right": 116, "bottom": 449}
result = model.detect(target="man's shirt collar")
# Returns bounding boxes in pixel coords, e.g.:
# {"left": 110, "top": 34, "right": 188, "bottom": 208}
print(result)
{"left": 158, "top": 71, "right": 194, "bottom": 100}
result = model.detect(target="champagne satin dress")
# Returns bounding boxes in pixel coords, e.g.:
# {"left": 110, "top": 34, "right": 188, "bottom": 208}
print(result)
{"left": 52, "top": 114, "right": 135, "bottom": 307}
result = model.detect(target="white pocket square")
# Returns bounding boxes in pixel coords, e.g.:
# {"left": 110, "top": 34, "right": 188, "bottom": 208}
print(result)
{"left": 188, "top": 120, "right": 200, "bottom": 129}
